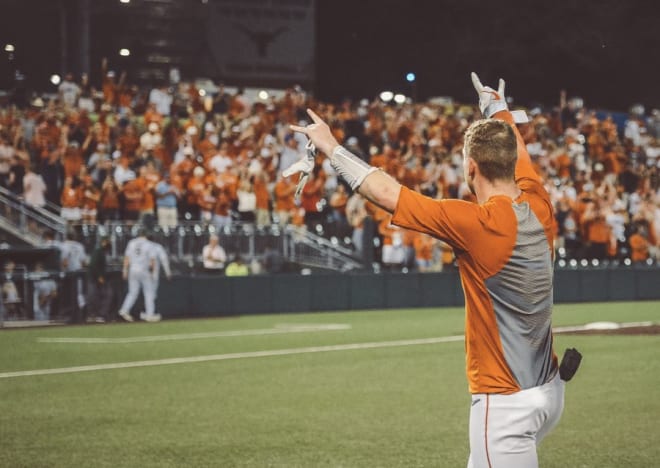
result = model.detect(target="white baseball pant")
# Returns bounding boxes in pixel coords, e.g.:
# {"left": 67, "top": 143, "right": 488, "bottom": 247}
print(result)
{"left": 119, "top": 270, "right": 156, "bottom": 318}
{"left": 467, "top": 372, "right": 565, "bottom": 468}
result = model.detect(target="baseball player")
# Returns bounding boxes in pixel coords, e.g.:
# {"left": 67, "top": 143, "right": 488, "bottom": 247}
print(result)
{"left": 117, "top": 229, "right": 157, "bottom": 322}
{"left": 143, "top": 234, "right": 171, "bottom": 322}
{"left": 59, "top": 231, "right": 88, "bottom": 322}
{"left": 284, "top": 74, "right": 579, "bottom": 468}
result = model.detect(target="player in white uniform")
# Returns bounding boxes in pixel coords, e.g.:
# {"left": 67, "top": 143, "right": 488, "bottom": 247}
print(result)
{"left": 142, "top": 235, "right": 171, "bottom": 322}
{"left": 118, "top": 230, "right": 157, "bottom": 322}
{"left": 59, "top": 232, "right": 88, "bottom": 321}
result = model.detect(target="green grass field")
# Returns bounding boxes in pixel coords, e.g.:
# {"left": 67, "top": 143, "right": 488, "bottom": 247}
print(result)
{"left": 1, "top": 301, "right": 659, "bottom": 467}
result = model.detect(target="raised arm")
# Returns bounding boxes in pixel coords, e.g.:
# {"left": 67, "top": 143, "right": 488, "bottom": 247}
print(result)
{"left": 288, "top": 109, "right": 401, "bottom": 213}
{"left": 470, "top": 72, "right": 540, "bottom": 184}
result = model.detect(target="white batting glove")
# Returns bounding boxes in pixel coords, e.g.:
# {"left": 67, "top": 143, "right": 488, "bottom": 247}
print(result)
{"left": 282, "top": 140, "right": 316, "bottom": 201}
{"left": 471, "top": 72, "right": 528, "bottom": 123}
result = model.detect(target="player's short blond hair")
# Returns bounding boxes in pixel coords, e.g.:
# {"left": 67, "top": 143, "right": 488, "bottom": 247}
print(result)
{"left": 464, "top": 119, "right": 517, "bottom": 182}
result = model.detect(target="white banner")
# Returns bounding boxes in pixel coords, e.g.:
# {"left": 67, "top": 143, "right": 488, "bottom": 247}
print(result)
{"left": 205, "top": 0, "right": 316, "bottom": 86}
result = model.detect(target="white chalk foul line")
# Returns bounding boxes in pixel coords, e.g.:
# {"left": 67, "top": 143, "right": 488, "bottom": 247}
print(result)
{"left": 0, "top": 335, "right": 465, "bottom": 379}
{"left": 553, "top": 321, "right": 655, "bottom": 334}
{"left": 8, "top": 321, "right": 656, "bottom": 380}
{"left": 37, "top": 324, "right": 352, "bottom": 344}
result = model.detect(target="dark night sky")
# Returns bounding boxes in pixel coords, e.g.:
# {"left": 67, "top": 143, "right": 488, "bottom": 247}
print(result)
{"left": 317, "top": 0, "right": 660, "bottom": 111}
{"left": 1, "top": 0, "right": 658, "bottom": 112}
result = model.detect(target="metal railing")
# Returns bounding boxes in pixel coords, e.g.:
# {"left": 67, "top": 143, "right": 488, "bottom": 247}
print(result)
{"left": 0, "top": 186, "right": 67, "bottom": 244}
{"left": 69, "top": 221, "right": 364, "bottom": 272}
{"left": 0, "top": 187, "right": 365, "bottom": 272}
{"left": 284, "top": 225, "right": 364, "bottom": 272}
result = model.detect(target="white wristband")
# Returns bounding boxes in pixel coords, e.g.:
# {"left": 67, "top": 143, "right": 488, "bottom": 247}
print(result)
{"left": 510, "top": 110, "right": 530, "bottom": 123}
{"left": 483, "top": 101, "right": 508, "bottom": 118}
{"left": 330, "top": 146, "right": 379, "bottom": 191}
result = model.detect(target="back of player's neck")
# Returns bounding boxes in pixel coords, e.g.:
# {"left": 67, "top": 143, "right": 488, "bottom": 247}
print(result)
{"left": 478, "top": 180, "right": 520, "bottom": 204}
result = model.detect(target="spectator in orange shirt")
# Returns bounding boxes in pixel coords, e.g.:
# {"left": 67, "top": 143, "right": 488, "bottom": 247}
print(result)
{"left": 253, "top": 171, "right": 271, "bottom": 227}
{"left": 378, "top": 216, "right": 405, "bottom": 269}
{"left": 99, "top": 175, "right": 120, "bottom": 222}
{"left": 301, "top": 168, "right": 325, "bottom": 230}
{"left": 117, "top": 125, "right": 140, "bottom": 160}
{"left": 412, "top": 231, "right": 437, "bottom": 272}
{"left": 63, "top": 141, "right": 84, "bottom": 179}
{"left": 80, "top": 174, "right": 101, "bottom": 225}
{"left": 197, "top": 184, "right": 216, "bottom": 225}
{"left": 60, "top": 176, "right": 82, "bottom": 223}
{"left": 212, "top": 187, "right": 232, "bottom": 230}
{"left": 328, "top": 183, "right": 349, "bottom": 236}
{"left": 121, "top": 176, "right": 143, "bottom": 223}
{"left": 628, "top": 222, "right": 650, "bottom": 263}
{"left": 274, "top": 174, "right": 296, "bottom": 226}
{"left": 582, "top": 201, "right": 611, "bottom": 259}
{"left": 136, "top": 165, "right": 159, "bottom": 227}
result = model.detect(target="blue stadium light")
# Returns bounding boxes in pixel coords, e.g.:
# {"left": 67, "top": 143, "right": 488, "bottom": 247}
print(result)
{"left": 406, "top": 72, "right": 416, "bottom": 83}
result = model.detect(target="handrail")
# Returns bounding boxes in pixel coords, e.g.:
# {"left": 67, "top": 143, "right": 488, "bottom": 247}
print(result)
{"left": 62, "top": 221, "right": 365, "bottom": 272}
{"left": 0, "top": 186, "right": 67, "bottom": 239}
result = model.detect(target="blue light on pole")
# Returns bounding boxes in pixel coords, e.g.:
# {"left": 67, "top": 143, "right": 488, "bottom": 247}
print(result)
{"left": 406, "top": 72, "right": 416, "bottom": 83}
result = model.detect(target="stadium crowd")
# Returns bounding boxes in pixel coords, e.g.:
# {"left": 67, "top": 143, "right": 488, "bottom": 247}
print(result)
{"left": 0, "top": 66, "right": 658, "bottom": 271}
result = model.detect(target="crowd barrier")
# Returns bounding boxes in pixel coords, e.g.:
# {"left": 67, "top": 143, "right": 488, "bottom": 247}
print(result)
{"left": 150, "top": 266, "right": 660, "bottom": 318}
{"left": 2, "top": 266, "right": 658, "bottom": 325}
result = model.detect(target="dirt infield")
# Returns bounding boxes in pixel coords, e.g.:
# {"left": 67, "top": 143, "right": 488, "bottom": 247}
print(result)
{"left": 559, "top": 324, "right": 660, "bottom": 336}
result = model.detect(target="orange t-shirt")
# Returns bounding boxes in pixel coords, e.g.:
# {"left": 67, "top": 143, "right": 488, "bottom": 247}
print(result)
{"left": 274, "top": 178, "right": 295, "bottom": 212}
{"left": 586, "top": 217, "right": 610, "bottom": 244}
{"left": 63, "top": 148, "right": 84, "bottom": 179}
{"left": 101, "top": 185, "right": 120, "bottom": 210}
{"left": 136, "top": 176, "right": 157, "bottom": 211}
{"left": 122, "top": 179, "right": 144, "bottom": 212}
{"left": 61, "top": 186, "right": 82, "bottom": 208}
{"left": 253, "top": 177, "right": 270, "bottom": 210}
{"left": 629, "top": 233, "right": 649, "bottom": 262}
{"left": 392, "top": 111, "right": 558, "bottom": 395}
{"left": 81, "top": 186, "right": 100, "bottom": 210}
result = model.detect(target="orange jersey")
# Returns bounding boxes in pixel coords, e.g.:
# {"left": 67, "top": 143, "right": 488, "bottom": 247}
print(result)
{"left": 392, "top": 111, "right": 558, "bottom": 395}
{"left": 60, "top": 186, "right": 82, "bottom": 208}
